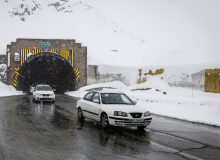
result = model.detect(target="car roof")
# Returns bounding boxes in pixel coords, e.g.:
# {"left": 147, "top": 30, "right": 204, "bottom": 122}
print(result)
{"left": 99, "top": 89, "right": 123, "bottom": 94}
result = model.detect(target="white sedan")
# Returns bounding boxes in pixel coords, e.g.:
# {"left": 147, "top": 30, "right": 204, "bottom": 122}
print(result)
{"left": 76, "top": 89, "right": 152, "bottom": 130}
{"left": 32, "top": 84, "right": 55, "bottom": 103}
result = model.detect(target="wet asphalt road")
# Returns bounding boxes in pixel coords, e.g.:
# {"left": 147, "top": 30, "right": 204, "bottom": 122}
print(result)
{"left": 0, "top": 95, "right": 219, "bottom": 160}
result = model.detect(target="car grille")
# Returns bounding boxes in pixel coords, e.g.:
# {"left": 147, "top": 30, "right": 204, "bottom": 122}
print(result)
{"left": 43, "top": 94, "right": 50, "bottom": 96}
{"left": 130, "top": 113, "right": 142, "bottom": 118}
{"left": 40, "top": 98, "right": 52, "bottom": 100}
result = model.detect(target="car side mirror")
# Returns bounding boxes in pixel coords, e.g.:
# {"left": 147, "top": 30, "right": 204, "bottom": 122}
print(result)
{"left": 93, "top": 99, "right": 100, "bottom": 104}
{"left": 133, "top": 100, "right": 137, "bottom": 105}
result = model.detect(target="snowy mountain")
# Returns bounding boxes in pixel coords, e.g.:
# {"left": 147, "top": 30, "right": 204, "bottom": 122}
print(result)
{"left": 0, "top": 0, "right": 146, "bottom": 66}
{"left": 1, "top": 0, "right": 220, "bottom": 66}
{"left": 3, "top": 0, "right": 93, "bottom": 21}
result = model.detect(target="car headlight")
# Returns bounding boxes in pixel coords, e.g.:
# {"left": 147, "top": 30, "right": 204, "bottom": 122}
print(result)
{"left": 36, "top": 93, "right": 42, "bottom": 96}
{"left": 144, "top": 111, "right": 151, "bottom": 117}
{"left": 114, "top": 111, "right": 128, "bottom": 117}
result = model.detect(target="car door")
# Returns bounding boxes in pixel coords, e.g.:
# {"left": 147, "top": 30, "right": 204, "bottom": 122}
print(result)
{"left": 89, "top": 92, "right": 101, "bottom": 121}
{"left": 81, "top": 92, "right": 94, "bottom": 118}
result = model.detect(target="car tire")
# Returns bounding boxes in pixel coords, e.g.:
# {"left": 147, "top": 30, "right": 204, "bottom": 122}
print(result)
{"left": 100, "top": 113, "right": 109, "bottom": 129}
{"left": 78, "top": 108, "right": 84, "bottom": 121}
{"left": 32, "top": 97, "right": 35, "bottom": 103}
{"left": 137, "top": 126, "right": 146, "bottom": 131}
{"left": 35, "top": 99, "right": 39, "bottom": 103}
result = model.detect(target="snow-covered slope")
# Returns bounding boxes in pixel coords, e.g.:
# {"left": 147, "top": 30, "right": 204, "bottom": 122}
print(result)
{"left": 1, "top": 0, "right": 220, "bottom": 66}
{"left": 0, "top": 81, "right": 23, "bottom": 97}
{"left": 0, "top": 0, "right": 147, "bottom": 66}
{"left": 66, "top": 81, "right": 127, "bottom": 98}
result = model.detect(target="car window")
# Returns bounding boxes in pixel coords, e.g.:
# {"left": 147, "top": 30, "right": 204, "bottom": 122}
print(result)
{"left": 84, "top": 92, "right": 94, "bottom": 101}
{"left": 92, "top": 92, "right": 100, "bottom": 103}
{"left": 36, "top": 85, "right": 53, "bottom": 91}
{"left": 121, "top": 94, "right": 132, "bottom": 104}
{"left": 101, "top": 93, "right": 134, "bottom": 105}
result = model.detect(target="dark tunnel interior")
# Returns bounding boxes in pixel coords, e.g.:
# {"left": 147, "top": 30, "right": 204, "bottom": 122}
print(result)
{"left": 17, "top": 52, "right": 76, "bottom": 93}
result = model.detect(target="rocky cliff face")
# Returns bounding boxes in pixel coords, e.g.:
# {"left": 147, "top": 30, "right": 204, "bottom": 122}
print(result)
{"left": 2, "top": 0, "right": 92, "bottom": 21}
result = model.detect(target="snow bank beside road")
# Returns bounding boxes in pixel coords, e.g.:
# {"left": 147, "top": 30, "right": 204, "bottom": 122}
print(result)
{"left": 0, "top": 82, "right": 23, "bottom": 97}
{"left": 138, "top": 101, "right": 220, "bottom": 126}
{"left": 66, "top": 79, "right": 220, "bottom": 127}
{"left": 128, "top": 77, "right": 220, "bottom": 126}
{"left": 65, "top": 81, "right": 127, "bottom": 98}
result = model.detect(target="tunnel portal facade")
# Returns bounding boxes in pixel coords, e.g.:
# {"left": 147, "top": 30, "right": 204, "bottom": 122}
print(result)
{"left": 6, "top": 39, "right": 87, "bottom": 92}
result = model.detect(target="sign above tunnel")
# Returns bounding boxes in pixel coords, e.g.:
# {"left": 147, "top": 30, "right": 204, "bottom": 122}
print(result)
{"left": 40, "top": 41, "right": 53, "bottom": 49}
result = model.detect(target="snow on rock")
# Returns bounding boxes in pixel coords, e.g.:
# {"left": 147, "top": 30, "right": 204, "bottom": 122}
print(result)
{"left": 0, "top": 81, "right": 24, "bottom": 97}
{"left": 66, "top": 80, "right": 220, "bottom": 126}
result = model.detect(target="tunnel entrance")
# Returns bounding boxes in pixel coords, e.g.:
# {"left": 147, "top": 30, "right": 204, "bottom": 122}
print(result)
{"left": 17, "top": 52, "right": 77, "bottom": 93}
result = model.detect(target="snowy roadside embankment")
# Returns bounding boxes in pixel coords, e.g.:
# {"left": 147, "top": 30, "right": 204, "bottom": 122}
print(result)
{"left": 65, "top": 79, "right": 220, "bottom": 127}
{"left": 0, "top": 82, "right": 24, "bottom": 97}
{"left": 65, "top": 81, "right": 128, "bottom": 98}
{"left": 138, "top": 100, "right": 220, "bottom": 126}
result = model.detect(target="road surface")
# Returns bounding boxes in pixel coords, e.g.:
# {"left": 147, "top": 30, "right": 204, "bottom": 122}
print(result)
{"left": 0, "top": 95, "right": 219, "bottom": 160}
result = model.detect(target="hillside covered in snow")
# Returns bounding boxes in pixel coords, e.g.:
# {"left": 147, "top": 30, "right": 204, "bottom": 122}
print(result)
{"left": 0, "top": 0, "right": 220, "bottom": 66}
{"left": 0, "top": 81, "right": 23, "bottom": 97}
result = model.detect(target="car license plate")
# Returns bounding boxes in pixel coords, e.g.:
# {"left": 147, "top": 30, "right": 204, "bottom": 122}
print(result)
{"left": 131, "top": 119, "right": 144, "bottom": 123}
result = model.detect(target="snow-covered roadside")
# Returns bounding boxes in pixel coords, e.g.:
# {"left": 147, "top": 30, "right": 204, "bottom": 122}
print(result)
{"left": 0, "top": 82, "right": 24, "bottom": 97}
{"left": 138, "top": 101, "right": 220, "bottom": 126}
{"left": 65, "top": 79, "right": 220, "bottom": 127}
{"left": 65, "top": 81, "right": 128, "bottom": 98}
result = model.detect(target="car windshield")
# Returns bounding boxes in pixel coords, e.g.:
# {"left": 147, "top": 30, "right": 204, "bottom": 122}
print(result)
{"left": 101, "top": 93, "right": 134, "bottom": 105}
{"left": 36, "top": 85, "right": 53, "bottom": 91}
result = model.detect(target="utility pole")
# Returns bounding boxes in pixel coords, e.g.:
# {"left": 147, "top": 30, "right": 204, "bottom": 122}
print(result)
{"left": 138, "top": 69, "right": 142, "bottom": 84}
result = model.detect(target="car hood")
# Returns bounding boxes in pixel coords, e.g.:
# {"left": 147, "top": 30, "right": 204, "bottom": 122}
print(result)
{"left": 35, "top": 91, "right": 54, "bottom": 95}
{"left": 102, "top": 104, "right": 149, "bottom": 113}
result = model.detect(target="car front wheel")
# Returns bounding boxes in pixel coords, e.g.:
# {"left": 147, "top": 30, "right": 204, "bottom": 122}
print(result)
{"left": 78, "top": 108, "right": 84, "bottom": 121}
{"left": 100, "top": 113, "right": 109, "bottom": 129}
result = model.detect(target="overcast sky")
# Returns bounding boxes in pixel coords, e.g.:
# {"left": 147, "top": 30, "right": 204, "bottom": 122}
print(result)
{"left": 0, "top": 0, "right": 220, "bottom": 66}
